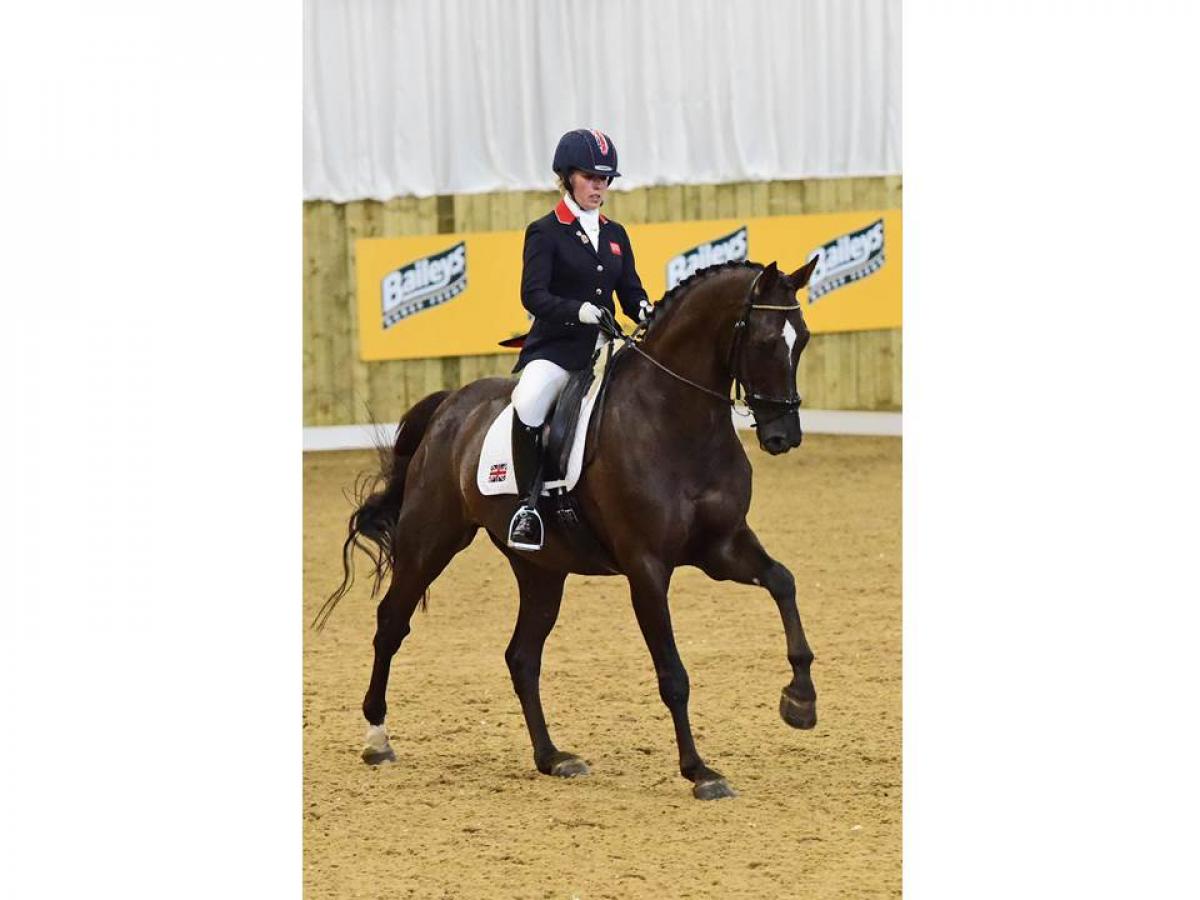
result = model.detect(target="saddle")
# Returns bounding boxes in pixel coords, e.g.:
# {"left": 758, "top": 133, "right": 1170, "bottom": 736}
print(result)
{"left": 476, "top": 340, "right": 625, "bottom": 570}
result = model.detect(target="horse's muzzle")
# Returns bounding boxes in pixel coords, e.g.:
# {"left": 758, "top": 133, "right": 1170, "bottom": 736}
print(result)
{"left": 758, "top": 417, "right": 802, "bottom": 455}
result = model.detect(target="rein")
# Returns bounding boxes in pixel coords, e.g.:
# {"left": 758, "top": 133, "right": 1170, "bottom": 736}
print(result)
{"left": 603, "top": 272, "right": 802, "bottom": 423}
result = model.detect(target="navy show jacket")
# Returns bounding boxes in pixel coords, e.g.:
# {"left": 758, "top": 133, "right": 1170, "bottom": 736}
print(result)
{"left": 514, "top": 198, "right": 649, "bottom": 372}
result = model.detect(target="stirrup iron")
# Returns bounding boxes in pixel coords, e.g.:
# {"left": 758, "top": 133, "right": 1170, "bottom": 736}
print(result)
{"left": 507, "top": 505, "right": 544, "bottom": 551}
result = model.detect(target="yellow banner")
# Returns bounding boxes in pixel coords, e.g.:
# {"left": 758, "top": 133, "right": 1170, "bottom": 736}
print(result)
{"left": 355, "top": 209, "right": 901, "bottom": 361}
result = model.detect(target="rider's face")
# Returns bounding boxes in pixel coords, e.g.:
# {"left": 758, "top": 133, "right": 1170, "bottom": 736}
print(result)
{"left": 570, "top": 171, "right": 609, "bottom": 210}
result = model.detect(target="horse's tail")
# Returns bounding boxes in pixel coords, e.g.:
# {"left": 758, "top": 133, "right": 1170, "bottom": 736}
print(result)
{"left": 311, "top": 390, "right": 452, "bottom": 631}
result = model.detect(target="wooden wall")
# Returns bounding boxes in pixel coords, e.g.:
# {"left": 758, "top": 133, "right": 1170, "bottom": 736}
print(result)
{"left": 303, "top": 176, "right": 902, "bottom": 427}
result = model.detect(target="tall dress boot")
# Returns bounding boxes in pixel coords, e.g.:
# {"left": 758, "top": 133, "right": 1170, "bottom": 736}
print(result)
{"left": 507, "top": 414, "right": 546, "bottom": 550}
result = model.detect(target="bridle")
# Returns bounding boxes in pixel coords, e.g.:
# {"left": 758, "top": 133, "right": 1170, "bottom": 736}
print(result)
{"left": 610, "top": 269, "right": 804, "bottom": 425}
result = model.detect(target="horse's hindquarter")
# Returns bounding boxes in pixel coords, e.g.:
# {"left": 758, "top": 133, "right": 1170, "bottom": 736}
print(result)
{"left": 399, "top": 378, "right": 512, "bottom": 513}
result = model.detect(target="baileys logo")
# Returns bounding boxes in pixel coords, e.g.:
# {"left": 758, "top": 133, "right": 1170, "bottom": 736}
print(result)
{"left": 806, "top": 220, "right": 885, "bottom": 304}
{"left": 666, "top": 226, "right": 748, "bottom": 290}
{"left": 380, "top": 242, "right": 467, "bottom": 329}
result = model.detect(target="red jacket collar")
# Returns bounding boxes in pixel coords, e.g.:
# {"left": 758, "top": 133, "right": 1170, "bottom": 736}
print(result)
{"left": 553, "top": 198, "right": 608, "bottom": 225}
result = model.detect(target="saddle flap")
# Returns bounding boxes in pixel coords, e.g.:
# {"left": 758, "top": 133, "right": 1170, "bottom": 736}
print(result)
{"left": 475, "top": 341, "right": 618, "bottom": 499}
{"left": 544, "top": 362, "right": 597, "bottom": 480}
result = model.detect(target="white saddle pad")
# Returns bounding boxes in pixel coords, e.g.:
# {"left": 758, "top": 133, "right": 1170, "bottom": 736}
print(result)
{"left": 476, "top": 355, "right": 608, "bottom": 497}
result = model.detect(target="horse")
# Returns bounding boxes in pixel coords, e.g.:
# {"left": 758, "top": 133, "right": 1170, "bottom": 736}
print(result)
{"left": 316, "top": 257, "right": 821, "bottom": 800}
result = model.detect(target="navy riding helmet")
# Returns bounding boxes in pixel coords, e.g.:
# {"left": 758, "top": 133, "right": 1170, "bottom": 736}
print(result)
{"left": 552, "top": 129, "right": 621, "bottom": 181}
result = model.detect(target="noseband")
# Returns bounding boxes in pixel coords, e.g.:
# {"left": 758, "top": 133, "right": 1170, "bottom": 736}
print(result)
{"left": 617, "top": 269, "right": 803, "bottom": 425}
{"left": 726, "top": 273, "right": 803, "bottom": 424}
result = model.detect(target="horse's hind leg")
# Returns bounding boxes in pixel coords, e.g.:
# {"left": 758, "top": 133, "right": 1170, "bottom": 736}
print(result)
{"left": 504, "top": 556, "right": 588, "bottom": 777}
{"left": 360, "top": 519, "right": 474, "bottom": 764}
{"left": 701, "top": 525, "right": 817, "bottom": 730}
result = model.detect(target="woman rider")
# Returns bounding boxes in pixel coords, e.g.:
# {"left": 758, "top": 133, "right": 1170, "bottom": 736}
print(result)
{"left": 507, "top": 128, "right": 651, "bottom": 550}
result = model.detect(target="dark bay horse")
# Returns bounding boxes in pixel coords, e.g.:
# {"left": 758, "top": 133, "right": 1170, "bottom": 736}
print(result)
{"left": 318, "top": 257, "right": 820, "bottom": 800}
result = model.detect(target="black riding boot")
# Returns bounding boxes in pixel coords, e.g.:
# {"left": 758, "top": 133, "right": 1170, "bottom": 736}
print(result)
{"left": 507, "top": 414, "right": 545, "bottom": 550}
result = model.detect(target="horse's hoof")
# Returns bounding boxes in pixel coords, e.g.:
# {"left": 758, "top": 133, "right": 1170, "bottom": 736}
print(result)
{"left": 361, "top": 744, "right": 396, "bottom": 765}
{"left": 362, "top": 724, "right": 396, "bottom": 765}
{"left": 546, "top": 752, "right": 590, "bottom": 778}
{"left": 693, "top": 778, "right": 738, "bottom": 801}
{"left": 780, "top": 689, "right": 817, "bottom": 729}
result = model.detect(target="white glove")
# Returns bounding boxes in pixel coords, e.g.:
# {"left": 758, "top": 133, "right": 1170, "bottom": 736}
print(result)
{"left": 578, "top": 302, "right": 603, "bottom": 325}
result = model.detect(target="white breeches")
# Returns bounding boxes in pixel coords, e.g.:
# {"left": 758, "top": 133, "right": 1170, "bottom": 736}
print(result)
{"left": 511, "top": 360, "right": 571, "bottom": 427}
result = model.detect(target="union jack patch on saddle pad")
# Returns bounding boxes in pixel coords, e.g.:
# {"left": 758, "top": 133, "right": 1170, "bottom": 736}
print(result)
{"left": 488, "top": 462, "right": 508, "bottom": 483}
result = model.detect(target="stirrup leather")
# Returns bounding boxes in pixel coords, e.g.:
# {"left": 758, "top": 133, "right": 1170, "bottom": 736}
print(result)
{"left": 507, "top": 504, "right": 544, "bottom": 551}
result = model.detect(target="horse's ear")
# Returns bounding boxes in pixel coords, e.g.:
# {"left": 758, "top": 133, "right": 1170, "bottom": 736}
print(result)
{"left": 753, "top": 261, "right": 780, "bottom": 296}
{"left": 787, "top": 256, "right": 820, "bottom": 289}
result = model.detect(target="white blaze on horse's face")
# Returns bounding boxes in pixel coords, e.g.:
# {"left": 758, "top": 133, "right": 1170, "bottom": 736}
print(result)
{"left": 782, "top": 320, "right": 798, "bottom": 356}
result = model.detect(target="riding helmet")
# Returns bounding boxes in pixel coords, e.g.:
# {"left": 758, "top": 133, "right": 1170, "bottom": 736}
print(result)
{"left": 552, "top": 129, "right": 621, "bottom": 180}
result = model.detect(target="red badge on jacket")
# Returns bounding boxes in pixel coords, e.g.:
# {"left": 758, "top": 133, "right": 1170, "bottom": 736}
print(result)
{"left": 609, "top": 241, "right": 621, "bottom": 256}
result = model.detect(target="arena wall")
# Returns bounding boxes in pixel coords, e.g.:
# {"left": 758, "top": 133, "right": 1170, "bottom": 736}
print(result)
{"left": 303, "top": 175, "right": 902, "bottom": 428}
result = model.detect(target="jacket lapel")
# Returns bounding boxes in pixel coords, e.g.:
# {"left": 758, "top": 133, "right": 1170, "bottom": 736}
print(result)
{"left": 554, "top": 200, "right": 602, "bottom": 260}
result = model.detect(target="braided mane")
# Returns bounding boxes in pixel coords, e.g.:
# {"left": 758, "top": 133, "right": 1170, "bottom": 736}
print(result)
{"left": 640, "top": 259, "right": 764, "bottom": 333}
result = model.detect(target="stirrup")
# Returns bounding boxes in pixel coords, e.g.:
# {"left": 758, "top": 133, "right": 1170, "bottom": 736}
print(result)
{"left": 507, "top": 505, "right": 544, "bottom": 551}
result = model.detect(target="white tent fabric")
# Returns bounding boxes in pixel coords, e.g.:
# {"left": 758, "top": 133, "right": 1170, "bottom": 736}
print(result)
{"left": 304, "top": 0, "right": 900, "bottom": 201}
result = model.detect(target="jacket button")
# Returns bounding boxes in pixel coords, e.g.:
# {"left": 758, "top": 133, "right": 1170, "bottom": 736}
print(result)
{"left": 596, "top": 264, "right": 603, "bottom": 271}
{"left": 595, "top": 288, "right": 602, "bottom": 295}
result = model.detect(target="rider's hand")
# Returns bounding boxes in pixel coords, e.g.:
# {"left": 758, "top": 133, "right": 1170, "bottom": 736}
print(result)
{"left": 578, "top": 302, "right": 603, "bottom": 325}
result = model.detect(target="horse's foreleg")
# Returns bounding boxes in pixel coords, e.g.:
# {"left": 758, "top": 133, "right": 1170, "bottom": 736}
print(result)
{"left": 360, "top": 523, "right": 474, "bottom": 764}
{"left": 504, "top": 557, "right": 587, "bottom": 777}
{"left": 627, "top": 562, "right": 736, "bottom": 800}
{"left": 701, "top": 526, "right": 817, "bottom": 729}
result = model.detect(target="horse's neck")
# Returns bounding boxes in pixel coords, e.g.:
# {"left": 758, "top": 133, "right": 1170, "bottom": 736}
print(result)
{"left": 640, "top": 272, "right": 748, "bottom": 394}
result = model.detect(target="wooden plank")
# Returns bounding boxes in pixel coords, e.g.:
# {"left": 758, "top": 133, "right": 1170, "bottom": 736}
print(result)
{"left": 622, "top": 186, "right": 649, "bottom": 225}
{"left": 835, "top": 177, "right": 857, "bottom": 213}
{"left": 786, "top": 180, "right": 805, "bottom": 215}
{"left": 529, "top": 189, "right": 554, "bottom": 222}
{"left": 486, "top": 191, "right": 509, "bottom": 231}
{"left": 887, "top": 328, "right": 902, "bottom": 410}
{"left": 734, "top": 181, "right": 755, "bottom": 218}
{"left": 309, "top": 202, "right": 336, "bottom": 425}
{"left": 455, "top": 193, "right": 476, "bottom": 232}
{"left": 436, "top": 194, "right": 455, "bottom": 234}
{"left": 839, "top": 331, "right": 859, "bottom": 409}
{"left": 646, "top": 186, "right": 668, "bottom": 223}
{"left": 368, "top": 359, "right": 409, "bottom": 423}
{"left": 380, "top": 195, "right": 409, "bottom": 235}
{"left": 767, "top": 181, "right": 789, "bottom": 217}
{"left": 802, "top": 178, "right": 828, "bottom": 214}
{"left": 698, "top": 183, "right": 718, "bottom": 219}
{"left": 414, "top": 196, "right": 439, "bottom": 234}
{"left": 343, "top": 200, "right": 378, "bottom": 422}
{"left": 441, "top": 355, "right": 463, "bottom": 391}
{"left": 603, "top": 185, "right": 624, "bottom": 221}
{"left": 750, "top": 181, "right": 770, "bottom": 218}
{"left": 665, "top": 184, "right": 684, "bottom": 222}
{"left": 715, "top": 183, "right": 736, "bottom": 219}
{"left": 469, "top": 193, "right": 492, "bottom": 232}
{"left": 852, "top": 176, "right": 881, "bottom": 211}
{"left": 312, "top": 202, "right": 354, "bottom": 425}
{"left": 302, "top": 203, "right": 320, "bottom": 426}
{"left": 683, "top": 184, "right": 702, "bottom": 220}
{"left": 884, "top": 174, "right": 903, "bottom": 209}
{"left": 856, "top": 330, "right": 879, "bottom": 410}
{"left": 506, "top": 189, "right": 527, "bottom": 232}
{"left": 797, "top": 330, "right": 826, "bottom": 409}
